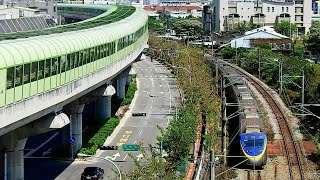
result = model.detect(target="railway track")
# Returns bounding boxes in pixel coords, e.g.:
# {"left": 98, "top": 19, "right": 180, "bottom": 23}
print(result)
{"left": 232, "top": 66, "right": 305, "bottom": 180}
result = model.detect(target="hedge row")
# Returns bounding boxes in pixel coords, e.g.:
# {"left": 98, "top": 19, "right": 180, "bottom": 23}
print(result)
{"left": 79, "top": 117, "right": 120, "bottom": 155}
{"left": 122, "top": 82, "right": 137, "bottom": 105}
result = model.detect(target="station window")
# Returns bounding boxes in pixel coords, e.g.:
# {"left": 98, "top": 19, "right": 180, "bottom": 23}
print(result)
{"left": 38, "top": 61, "right": 44, "bottom": 80}
{"left": 23, "top": 63, "right": 31, "bottom": 84}
{"left": 66, "top": 55, "right": 70, "bottom": 71}
{"left": 51, "top": 58, "right": 58, "bottom": 75}
{"left": 61, "top": 55, "right": 66, "bottom": 73}
{"left": 6, "top": 67, "right": 14, "bottom": 89}
{"left": 31, "top": 62, "right": 38, "bottom": 82}
{"left": 45, "top": 59, "right": 51, "bottom": 78}
{"left": 74, "top": 52, "right": 79, "bottom": 68}
{"left": 15, "top": 65, "right": 23, "bottom": 87}
{"left": 89, "top": 48, "right": 96, "bottom": 62}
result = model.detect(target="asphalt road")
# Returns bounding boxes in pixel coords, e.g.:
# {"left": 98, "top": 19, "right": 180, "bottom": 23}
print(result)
{"left": 54, "top": 56, "right": 180, "bottom": 179}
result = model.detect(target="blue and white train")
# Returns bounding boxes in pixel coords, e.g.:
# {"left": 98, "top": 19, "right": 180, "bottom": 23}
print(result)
{"left": 236, "top": 80, "right": 267, "bottom": 167}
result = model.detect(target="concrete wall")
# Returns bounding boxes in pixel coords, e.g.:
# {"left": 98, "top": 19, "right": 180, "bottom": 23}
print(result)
{"left": 236, "top": 2, "right": 254, "bottom": 23}
{"left": 303, "top": 0, "right": 312, "bottom": 32}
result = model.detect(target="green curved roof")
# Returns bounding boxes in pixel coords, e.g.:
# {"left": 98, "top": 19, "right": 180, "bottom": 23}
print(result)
{"left": 0, "top": 5, "right": 148, "bottom": 68}
{"left": 0, "top": 4, "right": 135, "bottom": 41}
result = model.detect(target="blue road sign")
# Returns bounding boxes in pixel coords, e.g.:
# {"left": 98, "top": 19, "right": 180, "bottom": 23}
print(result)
{"left": 69, "top": 137, "right": 75, "bottom": 144}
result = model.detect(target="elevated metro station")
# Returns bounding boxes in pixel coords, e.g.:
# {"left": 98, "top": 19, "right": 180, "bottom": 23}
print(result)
{"left": 0, "top": 4, "right": 148, "bottom": 179}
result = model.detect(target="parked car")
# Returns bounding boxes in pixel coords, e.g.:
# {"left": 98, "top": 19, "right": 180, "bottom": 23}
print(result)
{"left": 81, "top": 167, "right": 104, "bottom": 180}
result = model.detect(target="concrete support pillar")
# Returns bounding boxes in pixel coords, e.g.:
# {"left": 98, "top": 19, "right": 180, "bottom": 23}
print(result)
{"left": 117, "top": 77, "right": 126, "bottom": 99}
{"left": 95, "top": 96, "right": 112, "bottom": 120}
{"left": 128, "top": 66, "right": 136, "bottom": 85}
{"left": 94, "top": 85, "right": 116, "bottom": 120}
{"left": 126, "top": 75, "right": 131, "bottom": 85}
{"left": 6, "top": 137, "right": 27, "bottom": 180}
{"left": 70, "top": 104, "right": 85, "bottom": 155}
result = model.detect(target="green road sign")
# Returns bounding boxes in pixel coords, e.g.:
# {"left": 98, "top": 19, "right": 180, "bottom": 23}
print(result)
{"left": 122, "top": 144, "right": 139, "bottom": 151}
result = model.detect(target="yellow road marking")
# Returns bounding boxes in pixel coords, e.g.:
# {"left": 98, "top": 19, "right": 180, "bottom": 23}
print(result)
{"left": 119, "top": 138, "right": 128, "bottom": 143}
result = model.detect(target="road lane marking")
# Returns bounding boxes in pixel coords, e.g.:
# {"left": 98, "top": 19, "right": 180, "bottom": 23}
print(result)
{"left": 116, "top": 131, "right": 132, "bottom": 147}
{"left": 117, "top": 143, "right": 124, "bottom": 147}
{"left": 144, "top": 121, "right": 147, "bottom": 125}
{"left": 139, "top": 130, "right": 142, "bottom": 135}
{"left": 123, "top": 154, "right": 128, "bottom": 161}
{"left": 24, "top": 132, "right": 59, "bottom": 157}
{"left": 150, "top": 106, "right": 152, "bottom": 109}
{"left": 119, "top": 138, "right": 128, "bottom": 143}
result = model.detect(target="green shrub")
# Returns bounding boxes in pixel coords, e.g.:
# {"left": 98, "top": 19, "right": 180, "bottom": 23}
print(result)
{"left": 79, "top": 118, "right": 120, "bottom": 155}
{"left": 122, "top": 81, "right": 137, "bottom": 105}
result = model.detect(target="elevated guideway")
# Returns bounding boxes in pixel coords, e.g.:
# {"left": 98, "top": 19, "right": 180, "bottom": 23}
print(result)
{"left": 0, "top": 4, "right": 148, "bottom": 180}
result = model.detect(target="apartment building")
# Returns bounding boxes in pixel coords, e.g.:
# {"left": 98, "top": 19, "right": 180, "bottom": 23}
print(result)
{"left": 213, "top": 0, "right": 312, "bottom": 35}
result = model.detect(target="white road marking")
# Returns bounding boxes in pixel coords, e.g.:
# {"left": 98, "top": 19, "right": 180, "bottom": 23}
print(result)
{"left": 139, "top": 130, "right": 143, "bottom": 135}
{"left": 160, "top": 76, "right": 162, "bottom": 78}
{"left": 145, "top": 76, "right": 148, "bottom": 77}
{"left": 123, "top": 154, "right": 128, "bottom": 161}
{"left": 24, "top": 132, "right": 59, "bottom": 157}
{"left": 144, "top": 121, "right": 147, "bottom": 125}
{"left": 160, "top": 92, "right": 164, "bottom": 94}
{"left": 150, "top": 106, "right": 153, "bottom": 109}
{"left": 159, "top": 85, "right": 162, "bottom": 87}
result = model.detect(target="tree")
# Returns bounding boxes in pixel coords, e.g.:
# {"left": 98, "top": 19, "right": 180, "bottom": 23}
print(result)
{"left": 274, "top": 21, "right": 297, "bottom": 37}
{"left": 125, "top": 145, "right": 182, "bottom": 180}
{"left": 148, "top": 17, "right": 164, "bottom": 32}
{"left": 305, "top": 23, "right": 320, "bottom": 56}
{"left": 172, "top": 18, "right": 202, "bottom": 37}
{"left": 237, "top": 21, "right": 255, "bottom": 35}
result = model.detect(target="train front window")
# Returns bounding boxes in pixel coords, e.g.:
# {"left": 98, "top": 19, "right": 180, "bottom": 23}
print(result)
{"left": 243, "top": 139, "right": 264, "bottom": 148}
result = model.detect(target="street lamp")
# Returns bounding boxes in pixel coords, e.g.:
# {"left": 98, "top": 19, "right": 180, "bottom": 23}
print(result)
{"left": 171, "top": 65, "right": 192, "bottom": 84}
{"left": 77, "top": 153, "right": 122, "bottom": 180}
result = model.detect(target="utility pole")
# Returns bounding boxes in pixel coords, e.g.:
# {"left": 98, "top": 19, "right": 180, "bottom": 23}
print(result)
{"left": 258, "top": 48, "right": 261, "bottom": 79}
{"left": 216, "top": 59, "right": 219, "bottom": 95}
{"left": 235, "top": 41, "right": 238, "bottom": 65}
{"left": 222, "top": 77, "right": 227, "bottom": 165}
{"left": 301, "top": 70, "right": 305, "bottom": 120}
{"left": 211, "top": 149, "right": 215, "bottom": 180}
{"left": 279, "top": 58, "right": 283, "bottom": 95}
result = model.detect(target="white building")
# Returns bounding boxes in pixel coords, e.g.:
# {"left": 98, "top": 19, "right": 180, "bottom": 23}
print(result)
{"left": 229, "top": 26, "right": 292, "bottom": 50}
{"left": 213, "top": 0, "right": 312, "bottom": 35}
{"left": 0, "top": 6, "right": 39, "bottom": 19}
